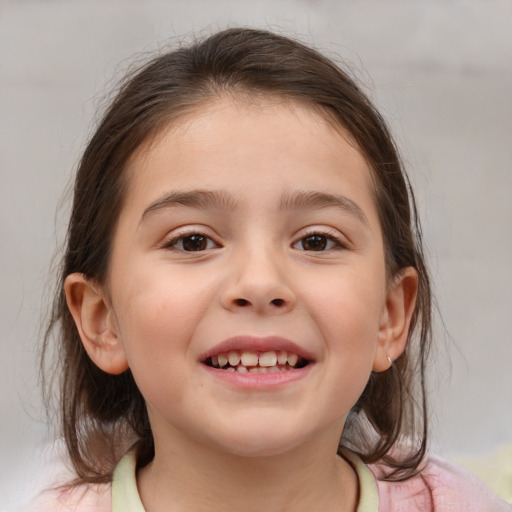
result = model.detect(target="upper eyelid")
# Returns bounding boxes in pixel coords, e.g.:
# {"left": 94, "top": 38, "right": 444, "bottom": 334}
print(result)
{"left": 161, "top": 227, "right": 220, "bottom": 247}
{"left": 164, "top": 224, "right": 217, "bottom": 237}
{"left": 293, "top": 233, "right": 347, "bottom": 251}
{"left": 292, "top": 226, "right": 348, "bottom": 242}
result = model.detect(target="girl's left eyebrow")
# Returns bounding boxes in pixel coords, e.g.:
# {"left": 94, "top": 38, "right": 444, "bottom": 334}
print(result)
{"left": 280, "top": 190, "right": 369, "bottom": 227}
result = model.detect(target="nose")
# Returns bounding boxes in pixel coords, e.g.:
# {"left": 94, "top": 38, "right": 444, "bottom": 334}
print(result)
{"left": 220, "top": 247, "right": 296, "bottom": 315}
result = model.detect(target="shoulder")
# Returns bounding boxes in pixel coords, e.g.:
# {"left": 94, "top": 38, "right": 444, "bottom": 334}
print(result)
{"left": 370, "top": 455, "right": 511, "bottom": 512}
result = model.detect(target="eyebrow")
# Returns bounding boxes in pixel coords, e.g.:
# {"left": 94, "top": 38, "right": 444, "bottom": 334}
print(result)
{"left": 280, "top": 190, "right": 369, "bottom": 226}
{"left": 140, "top": 189, "right": 239, "bottom": 223}
{"left": 139, "top": 188, "right": 369, "bottom": 227}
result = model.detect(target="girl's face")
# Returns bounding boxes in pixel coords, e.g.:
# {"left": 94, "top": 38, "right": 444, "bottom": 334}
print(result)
{"left": 91, "top": 98, "right": 412, "bottom": 457}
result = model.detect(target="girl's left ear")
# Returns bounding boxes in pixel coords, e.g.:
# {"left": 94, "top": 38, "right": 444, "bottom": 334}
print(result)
{"left": 373, "top": 267, "right": 418, "bottom": 372}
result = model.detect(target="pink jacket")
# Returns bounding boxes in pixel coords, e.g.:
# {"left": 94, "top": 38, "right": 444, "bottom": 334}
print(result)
{"left": 370, "top": 455, "right": 511, "bottom": 511}
{"left": 21, "top": 454, "right": 511, "bottom": 511}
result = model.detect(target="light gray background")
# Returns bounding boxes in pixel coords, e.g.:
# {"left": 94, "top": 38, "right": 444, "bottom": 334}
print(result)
{"left": 1, "top": 0, "right": 511, "bottom": 509}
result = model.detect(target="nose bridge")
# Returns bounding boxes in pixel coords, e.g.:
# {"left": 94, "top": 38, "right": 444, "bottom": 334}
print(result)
{"left": 222, "top": 235, "right": 295, "bottom": 313}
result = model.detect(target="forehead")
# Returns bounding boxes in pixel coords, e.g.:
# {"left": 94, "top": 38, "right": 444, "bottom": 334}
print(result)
{"left": 122, "top": 97, "right": 377, "bottom": 221}
{"left": 128, "top": 95, "right": 364, "bottom": 171}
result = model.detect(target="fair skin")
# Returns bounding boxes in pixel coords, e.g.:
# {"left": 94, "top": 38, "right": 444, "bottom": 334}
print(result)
{"left": 65, "top": 98, "right": 417, "bottom": 512}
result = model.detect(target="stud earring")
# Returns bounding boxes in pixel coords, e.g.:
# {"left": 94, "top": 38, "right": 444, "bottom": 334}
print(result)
{"left": 387, "top": 355, "right": 393, "bottom": 368}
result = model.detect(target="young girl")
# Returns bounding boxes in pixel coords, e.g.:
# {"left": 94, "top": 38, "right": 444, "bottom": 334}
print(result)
{"left": 31, "top": 28, "right": 509, "bottom": 511}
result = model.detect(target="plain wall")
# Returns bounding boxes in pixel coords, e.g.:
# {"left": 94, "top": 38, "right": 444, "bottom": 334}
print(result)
{"left": 1, "top": 0, "right": 511, "bottom": 508}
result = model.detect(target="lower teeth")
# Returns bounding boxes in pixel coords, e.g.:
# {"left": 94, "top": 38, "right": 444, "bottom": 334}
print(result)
{"left": 222, "top": 364, "right": 293, "bottom": 373}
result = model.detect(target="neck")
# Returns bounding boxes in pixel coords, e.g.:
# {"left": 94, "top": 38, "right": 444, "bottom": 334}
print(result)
{"left": 137, "top": 428, "right": 358, "bottom": 512}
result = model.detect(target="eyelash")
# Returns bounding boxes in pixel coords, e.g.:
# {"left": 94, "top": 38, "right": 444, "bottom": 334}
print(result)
{"left": 162, "top": 229, "right": 347, "bottom": 253}
{"left": 292, "top": 230, "right": 347, "bottom": 252}
{"left": 162, "top": 230, "right": 219, "bottom": 252}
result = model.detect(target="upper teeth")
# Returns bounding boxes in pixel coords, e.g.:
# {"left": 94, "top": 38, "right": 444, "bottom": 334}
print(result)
{"left": 209, "top": 350, "right": 303, "bottom": 371}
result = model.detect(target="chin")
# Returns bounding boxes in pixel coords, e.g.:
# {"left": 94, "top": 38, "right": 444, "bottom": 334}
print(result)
{"left": 204, "top": 418, "right": 318, "bottom": 459}
{"left": 215, "top": 435, "right": 303, "bottom": 459}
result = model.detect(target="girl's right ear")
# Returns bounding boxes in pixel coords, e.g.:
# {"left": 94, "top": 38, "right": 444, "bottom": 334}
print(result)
{"left": 64, "top": 273, "right": 129, "bottom": 375}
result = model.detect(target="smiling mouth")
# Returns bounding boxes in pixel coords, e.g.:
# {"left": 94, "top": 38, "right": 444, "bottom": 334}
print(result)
{"left": 204, "top": 350, "right": 309, "bottom": 373}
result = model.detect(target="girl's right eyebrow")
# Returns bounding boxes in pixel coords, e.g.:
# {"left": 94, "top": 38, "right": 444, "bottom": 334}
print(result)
{"left": 139, "top": 189, "right": 239, "bottom": 225}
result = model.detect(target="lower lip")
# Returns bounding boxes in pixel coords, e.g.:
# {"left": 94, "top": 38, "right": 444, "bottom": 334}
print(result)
{"left": 201, "top": 364, "right": 312, "bottom": 390}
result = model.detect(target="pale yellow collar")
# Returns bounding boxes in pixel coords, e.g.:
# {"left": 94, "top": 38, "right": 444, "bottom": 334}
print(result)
{"left": 340, "top": 448, "right": 380, "bottom": 512}
{"left": 112, "top": 449, "right": 379, "bottom": 512}
{"left": 112, "top": 450, "right": 145, "bottom": 512}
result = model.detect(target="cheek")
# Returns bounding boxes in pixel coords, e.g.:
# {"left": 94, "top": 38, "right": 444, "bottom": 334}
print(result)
{"left": 304, "top": 266, "right": 386, "bottom": 402}
{"left": 111, "top": 269, "right": 206, "bottom": 363}
{"left": 309, "top": 269, "right": 385, "bottom": 340}
{"left": 111, "top": 280, "right": 198, "bottom": 411}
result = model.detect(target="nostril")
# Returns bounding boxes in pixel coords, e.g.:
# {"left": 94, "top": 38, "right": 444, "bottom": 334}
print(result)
{"left": 231, "top": 297, "right": 288, "bottom": 309}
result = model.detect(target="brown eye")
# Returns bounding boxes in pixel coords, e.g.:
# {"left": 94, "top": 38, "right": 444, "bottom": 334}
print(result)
{"left": 182, "top": 234, "right": 208, "bottom": 251}
{"left": 301, "top": 234, "right": 328, "bottom": 251}
{"left": 167, "top": 233, "right": 217, "bottom": 252}
{"left": 293, "top": 233, "right": 342, "bottom": 252}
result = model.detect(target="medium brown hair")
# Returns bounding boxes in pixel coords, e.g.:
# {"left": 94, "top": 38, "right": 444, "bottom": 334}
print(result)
{"left": 42, "top": 27, "right": 432, "bottom": 483}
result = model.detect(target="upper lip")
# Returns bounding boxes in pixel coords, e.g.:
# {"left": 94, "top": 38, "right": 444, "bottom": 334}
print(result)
{"left": 199, "top": 335, "right": 315, "bottom": 362}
